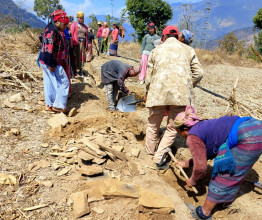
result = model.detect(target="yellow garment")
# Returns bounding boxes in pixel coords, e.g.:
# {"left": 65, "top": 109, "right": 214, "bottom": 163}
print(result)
{"left": 76, "top": 11, "right": 84, "bottom": 18}
{"left": 145, "top": 37, "right": 203, "bottom": 108}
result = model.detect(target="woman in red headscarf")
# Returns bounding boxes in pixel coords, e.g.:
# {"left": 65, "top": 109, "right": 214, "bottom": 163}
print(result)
{"left": 139, "top": 22, "right": 159, "bottom": 84}
{"left": 39, "top": 10, "right": 70, "bottom": 113}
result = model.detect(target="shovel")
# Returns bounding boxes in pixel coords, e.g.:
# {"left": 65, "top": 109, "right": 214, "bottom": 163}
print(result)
{"left": 117, "top": 94, "right": 143, "bottom": 112}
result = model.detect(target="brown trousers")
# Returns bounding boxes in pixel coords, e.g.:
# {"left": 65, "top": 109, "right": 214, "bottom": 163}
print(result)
{"left": 145, "top": 105, "right": 186, "bottom": 163}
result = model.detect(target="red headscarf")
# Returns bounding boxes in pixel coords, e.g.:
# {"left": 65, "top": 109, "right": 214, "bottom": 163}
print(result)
{"left": 51, "top": 10, "right": 69, "bottom": 25}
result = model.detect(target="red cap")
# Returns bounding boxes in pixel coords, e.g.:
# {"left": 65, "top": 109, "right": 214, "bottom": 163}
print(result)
{"left": 52, "top": 10, "right": 69, "bottom": 25}
{"left": 162, "top": 25, "right": 179, "bottom": 36}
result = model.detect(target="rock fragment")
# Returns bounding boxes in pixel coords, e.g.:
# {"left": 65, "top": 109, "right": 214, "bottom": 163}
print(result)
{"left": 71, "top": 191, "right": 90, "bottom": 218}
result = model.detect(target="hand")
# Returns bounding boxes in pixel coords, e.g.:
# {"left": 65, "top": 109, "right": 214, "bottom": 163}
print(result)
{"left": 186, "top": 179, "right": 193, "bottom": 188}
{"left": 143, "top": 95, "right": 147, "bottom": 103}
{"left": 127, "top": 91, "right": 131, "bottom": 96}
{"left": 49, "top": 66, "right": 56, "bottom": 72}
{"left": 175, "top": 160, "right": 186, "bottom": 169}
{"left": 140, "top": 55, "right": 142, "bottom": 59}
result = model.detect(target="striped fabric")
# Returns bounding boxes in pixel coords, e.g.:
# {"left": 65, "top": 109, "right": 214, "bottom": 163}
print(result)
{"left": 207, "top": 118, "right": 262, "bottom": 203}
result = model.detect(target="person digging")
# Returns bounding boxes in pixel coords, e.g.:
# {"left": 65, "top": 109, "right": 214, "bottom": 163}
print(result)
{"left": 173, "top": 106, "right": 262, "bottom": 220}
{"left": 101, "top": 60, "right": 140, "bottom": 111}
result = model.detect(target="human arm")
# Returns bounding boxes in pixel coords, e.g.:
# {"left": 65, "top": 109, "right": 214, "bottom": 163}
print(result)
{"left": 190, "top": 49, "right": 204, "bottom": 87}
{"left": 145, "top": 51, "right": 154, "bottom": 93}
{"left": 118, "top": 68, "right": 130, "bottom": 94}
{"left": 140, "top": 35, "right": 146, "bottom": 55}
{"left": 186, "top": 135, "right": 207, "bottom": 186}
{"left": 40, "top": 26, "right": 59, "bottom": 68}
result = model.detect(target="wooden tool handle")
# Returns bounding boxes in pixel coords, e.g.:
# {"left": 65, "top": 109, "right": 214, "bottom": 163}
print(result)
{"left": 168, "top": 151, "right": 198, "bottom": 194}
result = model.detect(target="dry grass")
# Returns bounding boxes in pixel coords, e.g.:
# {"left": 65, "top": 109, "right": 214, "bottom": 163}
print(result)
{"left": 196, "top": 48, "right": 262, "bottom": 68}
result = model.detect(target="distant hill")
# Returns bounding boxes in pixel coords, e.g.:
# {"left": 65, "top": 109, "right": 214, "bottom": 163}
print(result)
{"left": 0, "top": 0, "right": 46, "bottom": 28}
{"left": 169, "top": 0, "right": 262, "bottom": 42}
{"left": 206, "top": 27, "right": 258, "bottom": 50}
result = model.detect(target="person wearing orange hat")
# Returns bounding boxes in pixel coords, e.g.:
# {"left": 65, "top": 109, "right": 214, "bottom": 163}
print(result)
{"left": 70, "top": 11, "right": 88, "bottom": 76}
{"left": 144, "top": 25, "right": 203, "bottom": 169}
{"left": 38, "top": 10, "right": 70, "bottom": 113}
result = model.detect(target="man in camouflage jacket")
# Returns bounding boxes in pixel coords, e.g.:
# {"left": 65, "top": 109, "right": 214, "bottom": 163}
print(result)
{"left": 144, "top": 25, "right": 203, "bottom": 169}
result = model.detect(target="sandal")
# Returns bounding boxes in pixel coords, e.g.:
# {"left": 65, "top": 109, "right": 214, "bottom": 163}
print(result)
{"left": 52, "top": 107, "right": 68, "bottom": 113}
{"left": 45, "top": 106, "right": 54, "bottom": 112}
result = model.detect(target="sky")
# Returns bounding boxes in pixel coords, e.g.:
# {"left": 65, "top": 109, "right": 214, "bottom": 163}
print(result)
{"left": 17, "top": 0, "right": 202, "bottom": 20}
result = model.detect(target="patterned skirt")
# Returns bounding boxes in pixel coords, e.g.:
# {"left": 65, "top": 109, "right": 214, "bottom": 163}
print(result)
{"left": 109, "top": 40, "right": 118, "bottom": 56}
{"left": 207, "top": 118, "right": 262, "bottom": 203}
{"left": 73, "top": 41, "right": 86, "bottom": 70}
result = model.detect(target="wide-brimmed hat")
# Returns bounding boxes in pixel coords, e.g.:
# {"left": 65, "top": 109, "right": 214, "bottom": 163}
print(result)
{"left": 97, "top": 21, "right": 102, "bottom": 25}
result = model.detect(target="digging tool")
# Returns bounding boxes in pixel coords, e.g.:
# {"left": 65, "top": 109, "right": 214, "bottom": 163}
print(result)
{"left": 117, "top": 94, "right": 143, "bottom": 112}
{"left": 245, "top": 179, "right": 262, "bottom": 190}
{"left": 160, "top": 148, "right": 198, "bottom": 194}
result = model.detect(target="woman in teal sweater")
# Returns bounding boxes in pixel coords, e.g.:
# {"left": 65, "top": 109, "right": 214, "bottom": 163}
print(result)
{"left": 140, "top": 23, "right": 159, "bottom": 83}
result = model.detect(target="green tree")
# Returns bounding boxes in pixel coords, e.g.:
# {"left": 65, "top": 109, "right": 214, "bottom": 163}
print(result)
{"left": 88, "top": 14, "right": 98, "bottom": 33}
{"left": 33, "top": 0, "right": 63, "bottom": 21}
{"left": 253, "top": 8, "right": 262, "bottom": 56}
{"left": 126, "top": 0, "right": 172, "bottom": 42}
{"left": 218, "top": 32, "right": 246, "bottom": 56}
{"left": 0, "top": 14, "right": 17, "bottom": 31}
{"left": 253, "top": 8, "right": 262, "bottom": 29}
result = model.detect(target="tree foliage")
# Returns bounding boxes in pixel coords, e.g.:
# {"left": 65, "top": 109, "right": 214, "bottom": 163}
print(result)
{"left": 126, "top": 0, "right": 172, "bottom": 42}
{"left": 218, "top": 32, "right": 246, "bottom": 56}
{"left": 33, "top": 0, "right": 63, "bottom": 21}
{"left": 253, "top": 8, "right": 262, "bottom": 30}
{"left": 88, "top": 14, "right": 98, "bottom": 33}
{"left": 253, "top": 8, "right": 262, "bottom": 56}
{"left": 0, "top": 14, "right": 17, "bottom": 31}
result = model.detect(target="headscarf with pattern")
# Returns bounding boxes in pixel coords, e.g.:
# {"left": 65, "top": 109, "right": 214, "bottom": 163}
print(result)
{"left": 174, "top": 105, "right": 200, "bottom": 128}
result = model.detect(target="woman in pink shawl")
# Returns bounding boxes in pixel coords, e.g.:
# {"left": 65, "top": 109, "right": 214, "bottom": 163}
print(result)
{"left": 70, "top": 11, "right": 88, "bottom": 76}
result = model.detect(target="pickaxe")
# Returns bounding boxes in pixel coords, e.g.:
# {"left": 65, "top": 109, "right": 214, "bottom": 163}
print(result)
{"left": 159, "top": 148, "right": 198, "bottom": 194}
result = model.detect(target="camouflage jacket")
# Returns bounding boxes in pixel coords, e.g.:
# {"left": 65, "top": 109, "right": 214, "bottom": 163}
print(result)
{"left": 145, "top": 37, "right": 203, "bottom": 108}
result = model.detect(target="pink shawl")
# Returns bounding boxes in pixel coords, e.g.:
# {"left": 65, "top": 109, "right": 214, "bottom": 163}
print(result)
{"left": 70, "top": 21, "right": 88, "bottom": 47}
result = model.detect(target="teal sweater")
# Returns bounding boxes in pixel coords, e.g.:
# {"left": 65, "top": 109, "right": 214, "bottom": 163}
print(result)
{"left": 140, "top": 33, "right": 159, "bottom": 54}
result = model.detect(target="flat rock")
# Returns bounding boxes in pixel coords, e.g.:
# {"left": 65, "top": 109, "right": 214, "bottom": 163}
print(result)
{"left": 101, "top": 179, "right": 140, "bottom": 199}
{"left": 52, "top": 163, "right": 61, "bottom": 170}
{"left": 130, "top": 148, "right": 141, "bottom": 158}
{"left": 138, "top": 188, "right": 175, "bottom": 214}
{"left": 92, "top": 157, "right": 106, "bottom": 165}
{"left": 10, "top": 128, "right": 20, "bottom": 136}
{"left": 0, "top": 173, "right": 16, "bottom": 185}
{"left": 71, "top": 191, "right": 90, "bottom": 218}
{"left": 78, "top": 151, "right": 94, "bottom": 161}
{"left": 48, "top": 113, "right": 69, "bottom": 129}
{"left": 92, "top": 207, "right": 104, "bottom": 214}
{"left": 41, "top": 143, "right": 49, "bottom": 148}
{"left": 80, "top": 166, "right": 103, "bottom": 176}
{"left": 28, "top": 160, "right": 50, "bottom": 172}
{"left": 42, "top": 181, "right": 53, "bottom": 188}
{"left": 112, "top": 145, "right": 124, "bottom": 152}
{"left": 57, "top": 166, "right": 71, "bottom": 176}
{"left": 68, "top": 108, "right": 77, "bottom": 117}
{"left": 9, "top": 93, "right": 24, "bottom": 103}
{"left": 3, "top": 99, "right": 15, "bottom": 108}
